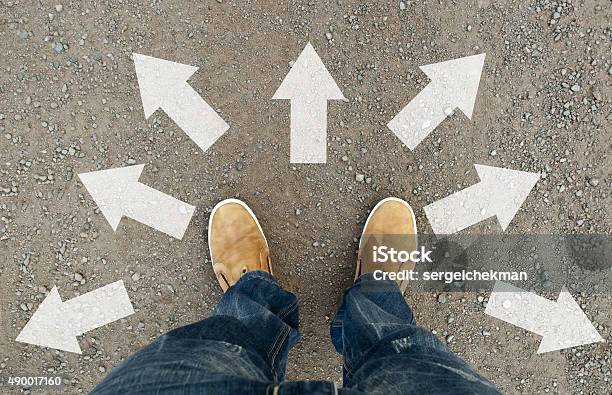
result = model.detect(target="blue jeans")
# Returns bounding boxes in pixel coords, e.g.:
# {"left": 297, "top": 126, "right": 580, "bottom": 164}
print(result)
{"left": 90, "top": 271, "right": 500, "bottom": 394}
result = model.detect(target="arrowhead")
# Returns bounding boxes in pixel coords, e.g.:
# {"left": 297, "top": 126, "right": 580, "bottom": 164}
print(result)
{"left": 273, "top": 42, "right": 346, "bottom": 101}
{"left": 78, "top": 165, "right": 145, "bottom": 230}
{"left": 133, "top": 53, "right": 199, "bottom": 118}
{"left": 16, "top": 287, "right": 82, "bottom": 354}
{"left": 475, "top": 164, "right": 540, "bottom": 230}
{"left": 419, "top": 53, "right": 485, "bottom": 118}
{"left": 537, "top": 288, "right": 604, "bottom": 353}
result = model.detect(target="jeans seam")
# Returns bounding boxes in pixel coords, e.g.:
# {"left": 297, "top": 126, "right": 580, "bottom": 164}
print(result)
{"left": 278, "top": 300, "right": 298, "bottom": 320}
{"left": 343, "top": 359, "right": 354, "bottom": 378}
{"left": 269, "top": 324, "right": 290, "bottom": 362}
{"left": 268, "top": 325, "right": 291, "bottom": 375}
{"left": 267, "top": 325, "right": 285, "bottom": 360}
{"left": 339, "top": 313, "right": 354, "bottom": 378}
{"left": 265, "top": 384, "right": 277, "bottom": 395}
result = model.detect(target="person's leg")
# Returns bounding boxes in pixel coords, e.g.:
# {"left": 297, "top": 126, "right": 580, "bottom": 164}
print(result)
{"left": 331, "top": 197, "right": 501, "bottom": 394}
{"left": 91, "top": 271, "right": 299, "bottom": 394}
{"left": 331, "top": 274, "right": 500, "bottom": 394}
{"left": 90, "top": 200, "right": 300, "bottom": 394}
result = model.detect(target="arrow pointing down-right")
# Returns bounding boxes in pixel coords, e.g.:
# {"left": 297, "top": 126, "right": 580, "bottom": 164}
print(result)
{"left": 485, "top": 281, "right": 604, "bottom": 353}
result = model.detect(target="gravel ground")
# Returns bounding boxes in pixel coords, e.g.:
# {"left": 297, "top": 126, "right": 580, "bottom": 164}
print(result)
{"left": 1, "top": 0, "right": 610, "bottom": 394}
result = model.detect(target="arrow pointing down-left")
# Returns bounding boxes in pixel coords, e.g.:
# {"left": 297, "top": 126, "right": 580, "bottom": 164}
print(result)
{"left": 78, "top": 164, "right": 195, "bottom": 239}
{"left": 16, "top": 281, "right": 134, "bottom": 354}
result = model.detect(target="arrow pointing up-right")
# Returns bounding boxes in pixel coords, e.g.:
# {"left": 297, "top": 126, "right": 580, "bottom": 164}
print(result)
{"left": 388, "top": 53, "right": 486, "bottom": 150}
{"left": 424, "top": 165, "right": 540, "bottom": 235}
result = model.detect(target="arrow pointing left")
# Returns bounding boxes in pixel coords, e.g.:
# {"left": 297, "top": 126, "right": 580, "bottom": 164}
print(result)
{"left": 485, "top": 281, "right": 604, "bottom": 353}
{"left": 133, "top": 53, "right": 229, "bottom": 153}
{"left": 16, "top": 281, "right": 134, "bottom": 354}
{"left": 78, "top": 164, "right": 195, "bottom": 239}
{"left": 273, "top": 42, "right": 346, "bottom": 163}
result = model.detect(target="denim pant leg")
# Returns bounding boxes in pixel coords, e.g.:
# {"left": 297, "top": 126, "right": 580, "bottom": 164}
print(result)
{"left": 89, "top": 271, "right": 300, "bottom": 394}
{"left": 331, "top": 274, "right": 501, "bottom": 395}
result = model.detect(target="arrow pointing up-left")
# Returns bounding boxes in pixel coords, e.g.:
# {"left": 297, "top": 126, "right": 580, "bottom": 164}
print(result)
{"left": 273, "top": 42, "right": 346, "bottom": 163}
{"left": 16, "top": 281, "right": 134, "bottom": 354}
{"left": 133, "top": 53, "right": 229, "bottom": 153}
{"left": 78, "top": 164, "right": 195, "bottom": 239}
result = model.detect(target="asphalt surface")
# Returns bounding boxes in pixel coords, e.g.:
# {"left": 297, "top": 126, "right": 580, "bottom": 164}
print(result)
{"left": 0, "top": 0, "right": 610, "bottom": 393}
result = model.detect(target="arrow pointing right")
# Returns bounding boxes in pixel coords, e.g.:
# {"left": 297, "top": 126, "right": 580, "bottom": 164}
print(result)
{"left": 273, "top": 42, "right": 346, "bottom": 163}
{"left": 388, "top": 53, "right": 485, "bottom": 150}
{"left": 133, "top": 53, "right": 229, "bottom": 153}
{"left": 16, "top": 281, "right": 134, "bottom": 354}
{"left": 485, "top": 281, "right": 604, "bottom": 353}
{"left": 78, "top": 164, "right": 195, "bottom": 239}
{"left": 424, "top": 165, "right": 540, "bottom": 235}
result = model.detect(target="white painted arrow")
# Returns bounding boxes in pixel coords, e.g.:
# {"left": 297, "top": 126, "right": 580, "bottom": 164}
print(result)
{"left": 16, "top": 281, "right": 134, "bottom": 354}
{"left": 79, "top": 164, "right": 195, "bottom": 239}
{"left": 273, "top": 42, "right": 346, "bottom": 163}
{"left": 424, "top": 165, "right": 540, "bottom": 235}
{"left": 485, "top": 281, "right": 604, "bottom": 353}
{"left": 133, "top": 53, "right": 229, "bottom": 153}
{"left": 388, "top": 53, "right": 486, "bottom": 150}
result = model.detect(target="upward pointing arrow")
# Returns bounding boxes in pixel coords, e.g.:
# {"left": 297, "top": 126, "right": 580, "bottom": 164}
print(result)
{"left": 79, "top": 164, "right": 195, "bottom": 239}
{"left": 424, "top": 165, "right": 540, "bottom": 235}
{"left": 133, "top": 53, "right": 229, "bottom": 153}
{"left": 273, "top": 42, "right": 346, "bottom": 163}
{"left": 16, "top": 281, "right": 134, "bottom": 354}
{"left": 485, "top": 281, "right": 604, "bottom": 353}
{"left": 388, "top": 53, "right": 485, "bottom": 150}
